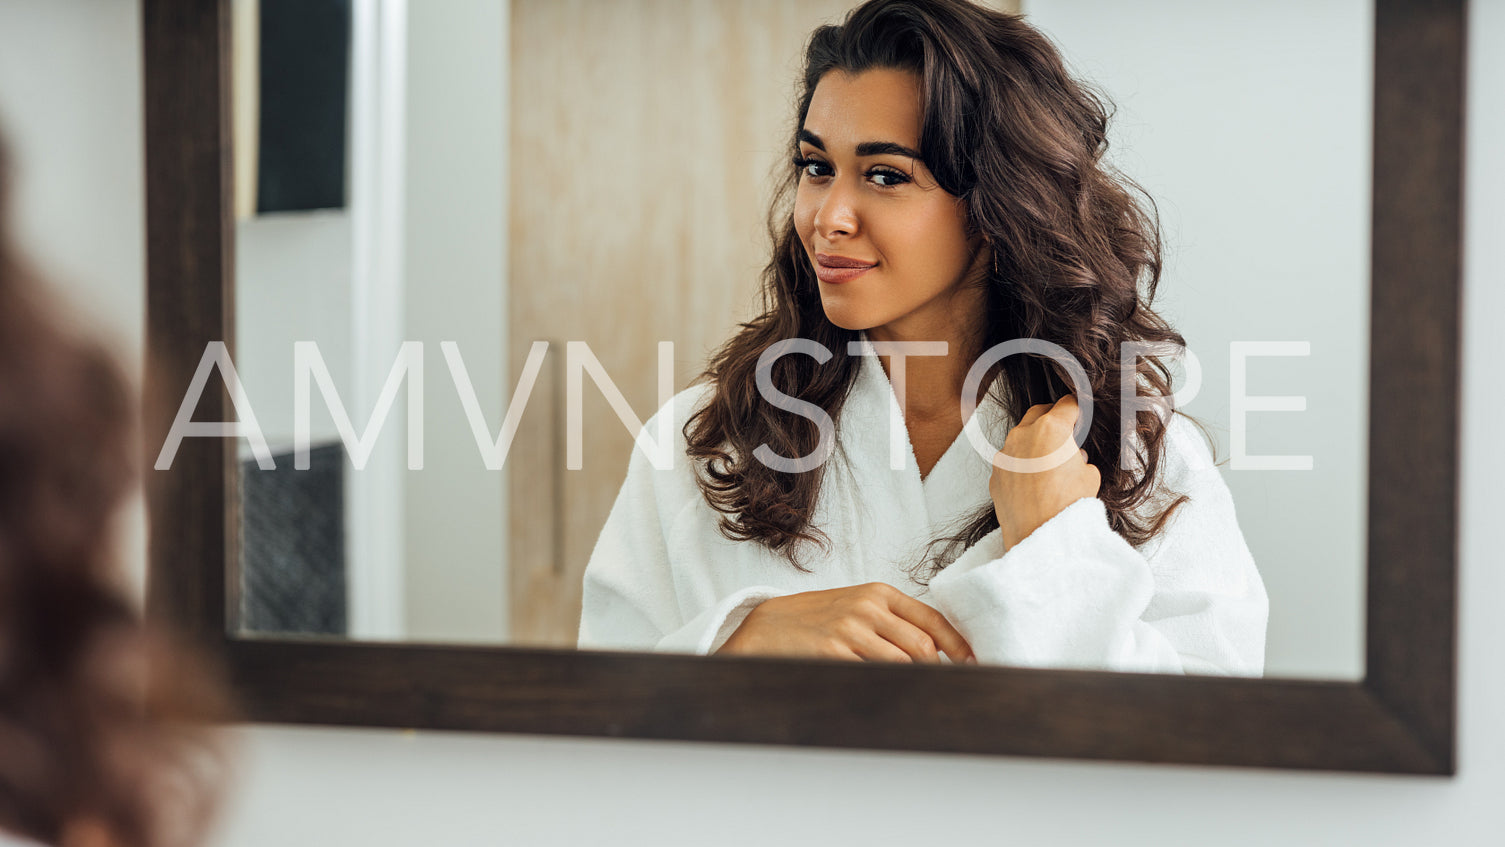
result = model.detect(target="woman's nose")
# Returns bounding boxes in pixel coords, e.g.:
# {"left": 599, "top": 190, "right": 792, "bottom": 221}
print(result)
{"left": 813, "top": 180, "right": 860, "bottom": 239}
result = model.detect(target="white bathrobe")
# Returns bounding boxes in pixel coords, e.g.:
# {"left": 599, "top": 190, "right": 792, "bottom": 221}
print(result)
{"left": 577, "top": 338, "right": 1269, "bottom": 677}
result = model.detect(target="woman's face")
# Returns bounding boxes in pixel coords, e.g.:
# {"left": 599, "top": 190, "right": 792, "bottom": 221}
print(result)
{"left": 793, "top": 67, "right": 988, "bottom": 342}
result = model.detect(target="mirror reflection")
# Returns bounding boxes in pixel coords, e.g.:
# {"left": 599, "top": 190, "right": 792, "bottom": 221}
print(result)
{"left": 228, "top": 0, "right": 1370, "bottom": 681}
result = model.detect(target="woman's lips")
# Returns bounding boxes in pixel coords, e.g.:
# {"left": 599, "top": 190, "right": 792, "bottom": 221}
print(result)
{"left": 814, "top": 254, "right": 877, "bottom": 284}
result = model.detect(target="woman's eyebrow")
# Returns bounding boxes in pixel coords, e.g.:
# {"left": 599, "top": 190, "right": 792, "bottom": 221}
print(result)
{"left": 797, "top": 129, "right": 922, "bottom": 161}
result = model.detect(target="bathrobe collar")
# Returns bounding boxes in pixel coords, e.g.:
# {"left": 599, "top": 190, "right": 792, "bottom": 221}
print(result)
{"left": 839, "top": 332, "right": 1013, "bottom": 534}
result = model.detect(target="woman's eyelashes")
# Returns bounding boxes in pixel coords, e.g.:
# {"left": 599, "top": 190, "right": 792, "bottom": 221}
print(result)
{"left": 791, "top": 155, "right": 911, "bottom": 188}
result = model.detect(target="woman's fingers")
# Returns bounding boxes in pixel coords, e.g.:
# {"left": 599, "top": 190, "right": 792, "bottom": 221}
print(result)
{"left": 829, "top": 644, "right": 865, "bottom": 662}
{"left": 1046, "top": 394, "right": 1081, "bottom": 429}
{"left": 849, "top": 630, "right": 917, "bottom": 663}
{"left": 868, "top": 615, "right": 941, "bottom": 662}
{"left": 1019, "top": 394, "right": 1083, "bottom": 429}
{"left": 882, "top": 591, "right": 974, "bottom": 663}
{"left": 721, "top": 583, "right": 976, "bottom": 665}
{"left": 1017, "top": 403, "right": 1053, "bottom": 427}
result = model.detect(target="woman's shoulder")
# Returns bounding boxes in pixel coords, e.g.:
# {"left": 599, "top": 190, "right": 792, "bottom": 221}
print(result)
{"left": 1161, "top": 410, "right": 1218, "bottom": 477}
{"left": 634, "top": 380, "right": 716, "bottom": 460}
{"left": 624, "top": 381, "right": 741, "bottom": 542}
{"left": 625, "top": 380, "right": 717, "bottom": 480}
{"left": 649, "top": 380, "right": 717, "bottom": 433}
{"left": 1125, "top": 409, "right": 1221, "bottom": 509}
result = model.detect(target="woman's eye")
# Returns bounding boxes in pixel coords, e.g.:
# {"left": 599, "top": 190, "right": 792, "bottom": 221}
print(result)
{"left": 791, "top": 157, "right": 910, "bottom": 189}
{"left": 870, "top": 168, "right": 909, "bottom": 188}
{"left": 792, "top": 156, "right": 831, "bottom": 179}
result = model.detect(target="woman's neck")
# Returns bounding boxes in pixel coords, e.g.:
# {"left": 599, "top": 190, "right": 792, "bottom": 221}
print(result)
{"left": 866, "top": 285, "right": 989, "bottom": 422}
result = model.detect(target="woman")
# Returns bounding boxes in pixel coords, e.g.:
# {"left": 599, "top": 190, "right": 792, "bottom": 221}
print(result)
{"left": 0, "top": 130, "right": 228, "bottom": 846}
{"left": 577, "top": 0, "right": 1268, "bottom": 676}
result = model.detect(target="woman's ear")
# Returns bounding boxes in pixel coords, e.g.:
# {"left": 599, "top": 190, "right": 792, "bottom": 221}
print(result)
{"left": 961, "top": 240, "right": 994, "bottom": 289}
{"left": 982, "top": 237, "right": 1002, "bottom": 276}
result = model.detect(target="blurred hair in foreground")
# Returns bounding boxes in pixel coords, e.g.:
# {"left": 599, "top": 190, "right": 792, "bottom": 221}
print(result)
{"left": 0, "top": 131, "right": 231, "bottom": 847}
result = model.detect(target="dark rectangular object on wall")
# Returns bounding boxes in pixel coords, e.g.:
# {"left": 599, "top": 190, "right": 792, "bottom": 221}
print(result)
{"left": 256, "top": 0, "right": 351, "bottom": 213}
{"left": 239, "top": 442, "right": 347, "bottom": 635}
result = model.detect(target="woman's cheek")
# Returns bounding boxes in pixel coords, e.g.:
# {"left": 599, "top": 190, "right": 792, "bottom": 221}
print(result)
{"left": 791, "top": 190, "right": 813, "bottom": 235}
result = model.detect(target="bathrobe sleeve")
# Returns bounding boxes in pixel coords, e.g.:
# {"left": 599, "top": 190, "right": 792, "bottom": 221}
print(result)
{"left": 576, "top": 391, "right": 789, "bottom": 655}
{"left": 926, "top": 414, "right": 1269, "bottom": 677}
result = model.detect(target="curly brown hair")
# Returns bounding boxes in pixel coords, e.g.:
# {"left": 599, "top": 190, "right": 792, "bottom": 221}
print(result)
{"left": 0, "top": 136, "right": 229, "bottom": 846}
{"left": 684, "top": 0, "right": 1213, "bottom": 576}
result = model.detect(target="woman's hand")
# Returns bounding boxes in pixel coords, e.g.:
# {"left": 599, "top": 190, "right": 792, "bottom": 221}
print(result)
{"left": 991, "top": 393, "right": 1102, "bottom": 550}
{"left": 714, "top": 582, "right": 974, "bottom": 664}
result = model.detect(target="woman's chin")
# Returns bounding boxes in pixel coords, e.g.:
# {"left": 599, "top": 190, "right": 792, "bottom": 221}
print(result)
{"left": 818, "top": 299, "right": 885, "bottom": 333}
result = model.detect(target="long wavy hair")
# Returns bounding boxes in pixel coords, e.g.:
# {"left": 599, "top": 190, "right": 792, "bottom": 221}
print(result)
{"left": 0, "top": 135, "right": 229, "bottom": 846}
{"left": 685, "top": 0, "right": 1214, "bottom": 577}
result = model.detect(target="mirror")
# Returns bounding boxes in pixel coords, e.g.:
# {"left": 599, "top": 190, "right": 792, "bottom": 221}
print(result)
{"left": 143, "top": 0, "right": 1461, "bottom": 774}
{"left": 222, "top": 0, "right": 1370, "bottom": 680}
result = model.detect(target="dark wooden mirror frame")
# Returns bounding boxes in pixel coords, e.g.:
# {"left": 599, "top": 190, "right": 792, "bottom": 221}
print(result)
{"left": 141, "top": 0, "right": 1463, "bottom": 774}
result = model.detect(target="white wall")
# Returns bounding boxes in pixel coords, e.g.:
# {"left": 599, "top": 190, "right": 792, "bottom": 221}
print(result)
{"left": 1028, "top": 0, "right": 1371, "bottom": 681}
{"left": 400, "top": 0, "right": 508, "bottom": 644}
{"left": 235, "top": 210, "right": 354, "bottom": 449}
{"left": 231, "top": 0, "right": 511, "bottom": 642}
{"left": 0, "top": 1, "right": 1499, "bottom": 845}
